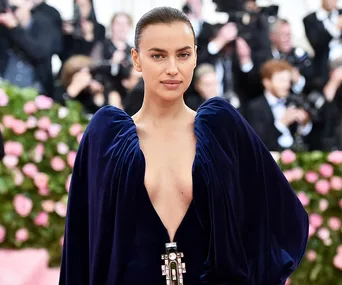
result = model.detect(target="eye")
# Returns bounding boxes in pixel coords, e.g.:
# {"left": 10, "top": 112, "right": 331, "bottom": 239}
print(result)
{"left": 178, "top": 53, "right": 191, "bottom": 59}
{"left": 151, "top": 54, "right": 165, "bottom": 60}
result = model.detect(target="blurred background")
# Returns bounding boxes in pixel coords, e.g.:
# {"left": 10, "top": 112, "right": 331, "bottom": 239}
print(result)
{"left": 0, "top": 0, "right": 342, "bottom": 284}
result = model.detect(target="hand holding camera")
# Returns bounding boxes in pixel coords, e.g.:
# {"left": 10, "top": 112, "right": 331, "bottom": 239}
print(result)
{"left": 280, "top": 107, "right": 310, "bottom": 127}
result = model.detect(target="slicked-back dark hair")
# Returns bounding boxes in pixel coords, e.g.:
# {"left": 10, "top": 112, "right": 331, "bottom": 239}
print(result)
{"left": 134, "top": 6, "right": 196, "bottom": 51}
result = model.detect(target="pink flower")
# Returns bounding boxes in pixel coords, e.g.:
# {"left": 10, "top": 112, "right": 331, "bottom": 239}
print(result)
{"left": 41, "top": 200, "right": 55, "bottom": 213}
{"left": 69, "top": 123, "right": 83, "bottom": 137}
{"left": 330, "top": 176, "right": 342, "bottom": 191}
{"left": 283, "top": 170, "right": 294, "bottom": 182}
{"left": 280, "top": 149, "right": 296, "bottom": 165}
{"left": 38, "top": 188, "right": 50, "bottom": 196}
{"left": 338, "top": 245, "right": 342, "bottom": 254}
{"left": 340, "top": 199, "right": 342, "bottom": 209}
{"left": 2, "top": 115, "right": 15, "bottom": 128}
{"left": 34, "top": 130, "right": 48, "bottom": 142}
{"left": 33, "top": 172, "right": 49, "bottom": 189}
{"left": 309, "top": 213, "right": 323, "bottom": 228}
{"left": 15, "top": 228, "right": 29, "bottom": 242}
{"left": 328, "top": 217, "right": 341, "bottom": 231}
{"left": 319, "top": 199, "right": 329, "bottom": 212}
{"left": 333, "top": 253, "right": 342, "bottom": 270}
{"left": 306, "top": 250, "right": 317, "bottom": 262}
{"left": 315, "top": 179, "right": 330, "bottom": 195}
{"left": 4, "top": 141, "right": 23, "bottom": 157}
{"left": 35, "top": 95, "right": 53, "bottom": 110}
{"left": 77, "top": 132, "right": 84, "bottom": 144}
{"left": 13, "top": 194, "right": 33, "bottom": 217}
{"left": 319, "top": 163, "right": 334, "bottom": 178}
{"left": 34, "top": 212, "right": 49, "bottom": 227}
{"left": 2, "top": 155, "right": 19, "bottom": 169}
{"left": 328, "top": 150, "right": 342, "bottom": 165}
{"left": 50, "top": 156, "right": 66, "bottom": 171}
{"left": 23, "top": 101, "right": 37, "bottom": 114}
{"left": 12, "top": 168, "right": 24, "bottom": 186}
{"left": 12, "top": 119, "right": 27, "bottom": 135}
{"left": 308, "top": 224, "right": 316, "bottom": 238}
{"left": 317, "top": 227, "right": 330, "bottom": 241}
{"left": 65, "top": 174, "right": 71, "bottom": 193}
{"left": 55, "top": 201, "right": 67, "bottom": 217}
{"left": 285, "top": 279, "right": 291, "bottom": 285}
{"left": 305, "top": 171, "right": 319, "bottom": 183}
{"left": 22, "top": 163, "right": 38, "bottom": 178}
{"left": 33, "top": 143, "right": 45, "bottom": 163}
{"left": 26, "top": 116, "right": 37, "bottom": 129}
{"left": 291, "top": 167, "right": 304, "bottom": 181}
{"left": 0, "top": 89, "right": 9, "bottom": 106}
{"left": 297, "top": 191, "right": 310, "bottom": 207}
{"left": 0, "top": 225, "right": 6, "bottom": 243}
{"left": 57, "top": 142, "right": 69, "bottom": 155}
{"left": 48, "top": 124, "right": 61, "bottom": 138}
{"left": 37, "top": 116, "right": 51, "bottom": 130}
{"left": 67, "top": 151, "right": 77, "bottom": 168}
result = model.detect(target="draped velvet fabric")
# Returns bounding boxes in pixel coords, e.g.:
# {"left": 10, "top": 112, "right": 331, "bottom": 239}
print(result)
{"left": 59, "top": 97, "right": 309, "bottom": 285}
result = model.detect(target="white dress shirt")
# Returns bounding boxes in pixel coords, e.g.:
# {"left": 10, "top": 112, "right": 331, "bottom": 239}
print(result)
{"left": 316, "top": 8, "right": 342, "bottom": 62}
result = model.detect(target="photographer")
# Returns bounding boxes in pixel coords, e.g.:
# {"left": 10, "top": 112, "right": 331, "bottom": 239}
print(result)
{"left": 307, "top": 58, "right": 342, "bottom": 150}
{"left": 255, "top": 19, "right": 314, "bottom": 95}
{"left": 246, "top": 59, "right": 312, "bottom": 152}
{"left": 55, "top": 55, "right": 106, "bottom": 115}
{"left": 60, "top": 0, "right": 105, "bottom": 62}
{"left": 0, "top": 0, "right": 58, "bottom": 95}
{"left": 89, "top": 12, "right": 133, "bottom": 99}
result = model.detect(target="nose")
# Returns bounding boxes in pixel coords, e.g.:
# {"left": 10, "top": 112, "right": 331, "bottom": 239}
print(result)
{"left": 165, "top": 57, "right": 179, "bottom": 76}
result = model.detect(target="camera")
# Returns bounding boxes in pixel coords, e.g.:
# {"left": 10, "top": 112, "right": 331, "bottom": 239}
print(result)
{"left": 286, "top": 92, "right": 326, "bottom": 122}
{"left": 0, "top": 0, "right": 9, "bottom": 13}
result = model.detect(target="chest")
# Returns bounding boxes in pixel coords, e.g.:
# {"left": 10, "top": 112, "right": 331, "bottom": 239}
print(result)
{"left": 139, "top": 130, "right": 197, "bottom": 201}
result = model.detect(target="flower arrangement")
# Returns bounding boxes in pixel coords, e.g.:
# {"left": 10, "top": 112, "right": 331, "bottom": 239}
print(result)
{"left": 0, "top": 83, "right": 341, "bottom": 283}
{"left": 275, "top": 150, "right": 342, "bottom": 285}
{"left": 0, "top": 82, "right": 89, "bottom": 266}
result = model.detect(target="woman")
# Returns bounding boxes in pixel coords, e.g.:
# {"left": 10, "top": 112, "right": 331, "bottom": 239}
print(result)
{"left": 59, "top": 7, "right": 308, "bottom": 285}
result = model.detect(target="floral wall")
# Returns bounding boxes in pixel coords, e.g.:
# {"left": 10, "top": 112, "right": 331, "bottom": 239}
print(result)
{"left": 0, "top": 84, "right": 341, "bottom": 284}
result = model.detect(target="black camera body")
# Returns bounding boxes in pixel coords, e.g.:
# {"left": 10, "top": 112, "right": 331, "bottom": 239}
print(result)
{"left": 286, "top": 92, "right": 325, "bottom": 122}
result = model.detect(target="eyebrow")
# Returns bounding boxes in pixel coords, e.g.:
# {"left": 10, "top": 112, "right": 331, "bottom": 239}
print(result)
{"left": 147, "top": 46, "right": 192, "bottom": 52}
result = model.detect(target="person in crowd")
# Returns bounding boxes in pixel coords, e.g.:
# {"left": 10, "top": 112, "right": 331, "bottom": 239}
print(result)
{"left": 60, "top": 7, "right": 308, "bottom": 285}
{"left": 246, "top": 59, "right": 312, "bottom": 151}
{"left": 55, "top": 55, "right": 106, "bottom": 115}
{"left": 60, "top": 0, "right": 105, "bottom": 62}
{"left": 90, "top": 12, "right": 133, "bottom": 101}
{"left": 256, "top": 18, "right": 314, "bottom": 95}
{"left": 303, "top": 0, "right": 342, "bottom": 83}
{"left": 306, "top": 58, "right": 342, "bottom": 150}
{"left": 0, "top": 0, "right": 60, "bottom": 95}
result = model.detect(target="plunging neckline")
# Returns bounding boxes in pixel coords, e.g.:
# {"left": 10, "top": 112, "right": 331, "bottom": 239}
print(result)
{"left": 129, "top": 113, "right": 199, "bottom": 242}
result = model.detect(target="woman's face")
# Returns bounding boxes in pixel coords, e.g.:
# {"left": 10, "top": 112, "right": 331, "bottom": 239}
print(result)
{"left": 131, "top": 22, "right": 197, "bottom": 102}
{"left": 76, "top": 0, "right": 92, "bottom": 20}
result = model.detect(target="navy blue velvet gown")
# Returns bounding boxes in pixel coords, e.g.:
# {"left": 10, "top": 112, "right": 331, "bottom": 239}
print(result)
{"left": 59, "top": 97, "right": 309, "bottom": 285}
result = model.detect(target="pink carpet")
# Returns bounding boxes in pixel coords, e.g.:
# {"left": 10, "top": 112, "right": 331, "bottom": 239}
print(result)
{"left": 0, "top": 249, "right": 60, "bottom": 285}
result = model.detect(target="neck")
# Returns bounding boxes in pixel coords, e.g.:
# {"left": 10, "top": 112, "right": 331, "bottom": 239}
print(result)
{"left": 136, "top": 94, "right": 190, "bottom": 128}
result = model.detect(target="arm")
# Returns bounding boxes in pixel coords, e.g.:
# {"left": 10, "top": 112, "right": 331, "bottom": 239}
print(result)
{"left": 59, "top": 128, "right": 90, "bottom": 285}
{"left": 7, "top": 18, "right": 56, "bottom": 60}
{"left": 303, "top": 14, "right": 334, "bottom": 53}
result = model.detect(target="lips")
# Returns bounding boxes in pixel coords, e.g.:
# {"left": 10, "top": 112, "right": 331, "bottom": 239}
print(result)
{"left": 160, "top": 80, "right": 182, "bottom": 84}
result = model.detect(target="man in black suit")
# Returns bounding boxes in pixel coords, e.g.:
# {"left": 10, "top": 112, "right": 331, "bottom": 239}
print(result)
{"left": 303, "top": 0, "right": 342, "bottom": 84}
{"left": 0, "top": 0, "right": 62, "bottom": 96}
{"left": 246, "top": 59, "right": 312, "bottom": 151}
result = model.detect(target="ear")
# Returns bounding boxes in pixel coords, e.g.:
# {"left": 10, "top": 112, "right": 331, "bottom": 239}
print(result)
{"left": 131, "top": 48, "right": 142, "bottom": 72}
{"left": 262, "top": 78, "right": 270, "bottom": 89}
